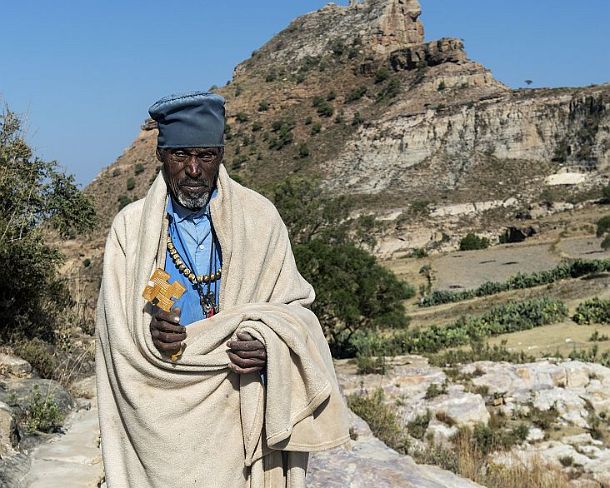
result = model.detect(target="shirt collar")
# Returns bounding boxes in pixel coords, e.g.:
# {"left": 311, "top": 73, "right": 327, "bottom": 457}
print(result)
{"left": 166, "top": 187, "right": 217, "bottom": 223}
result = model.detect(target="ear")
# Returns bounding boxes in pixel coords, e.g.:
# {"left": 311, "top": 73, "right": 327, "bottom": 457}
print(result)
{"left": 155, "top": 147, "right": 164, "bottom": 162}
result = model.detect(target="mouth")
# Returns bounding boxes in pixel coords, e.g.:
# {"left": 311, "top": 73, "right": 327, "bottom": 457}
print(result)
{"left": 179, "top": 182, "right": 209, "bottom": 193}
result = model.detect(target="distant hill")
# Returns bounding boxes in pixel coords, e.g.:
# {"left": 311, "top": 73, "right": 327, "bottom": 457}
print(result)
{"left": 68, "top": 0, "right": 609, "bottom": 293}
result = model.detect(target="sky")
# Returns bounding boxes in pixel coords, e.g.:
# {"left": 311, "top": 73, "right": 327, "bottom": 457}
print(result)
{"left": 1, "top": 0, "right": 609, "bottom": 186}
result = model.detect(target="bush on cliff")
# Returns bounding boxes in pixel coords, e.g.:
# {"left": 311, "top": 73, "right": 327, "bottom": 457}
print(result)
{"left": 0, "top": 108, "right": 96, "bottom": 343}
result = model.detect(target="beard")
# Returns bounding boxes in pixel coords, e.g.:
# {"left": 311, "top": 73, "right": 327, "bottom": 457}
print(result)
{"left": 174, "top": 187, "right": 210, "bottom": 210}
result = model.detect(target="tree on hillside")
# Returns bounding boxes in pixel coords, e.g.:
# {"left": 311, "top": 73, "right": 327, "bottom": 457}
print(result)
{"left": 0, "top": 108, "right": 96, "bottom": 342}
{"left": 272, "top": 178, "right": 414, "bottom": 356}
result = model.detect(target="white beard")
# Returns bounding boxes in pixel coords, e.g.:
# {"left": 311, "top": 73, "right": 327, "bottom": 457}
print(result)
{"left": 175, "top": 190, "right": 210, "bottom": 211}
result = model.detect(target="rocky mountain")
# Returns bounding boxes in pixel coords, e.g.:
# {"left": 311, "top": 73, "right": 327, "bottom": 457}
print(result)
{"left": 67, "top": 0, "right": 610, "bottom": 295}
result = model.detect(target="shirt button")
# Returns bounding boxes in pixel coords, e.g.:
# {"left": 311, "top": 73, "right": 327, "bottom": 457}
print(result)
{"left": 199, "top": 245, "right": 204, "bottom": 250}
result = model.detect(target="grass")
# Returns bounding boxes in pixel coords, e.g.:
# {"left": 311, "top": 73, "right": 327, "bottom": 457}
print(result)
{"left": 20, "top": 385, "right": 65, "bottom": 433}
{"left": 347, "top": 389, "right": 410, "bottom": 452}
{"left": 487, "top": 321, "right": 610, "bottom": 358}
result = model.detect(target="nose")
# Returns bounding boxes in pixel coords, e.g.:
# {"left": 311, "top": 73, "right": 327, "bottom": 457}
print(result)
{"left": 184, "top": 157, "right": 202, "bottom": 178}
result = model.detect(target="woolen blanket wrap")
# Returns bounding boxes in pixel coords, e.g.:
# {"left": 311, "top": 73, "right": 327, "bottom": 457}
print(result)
{"left": 95, "top": 165, "right": 350, "bottom": 487}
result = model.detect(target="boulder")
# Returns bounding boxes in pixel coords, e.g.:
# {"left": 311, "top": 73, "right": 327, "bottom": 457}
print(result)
{"left": 0, "top": 378, "right": 74, "bottom": 418}
{"left": 308, "top": 414, "right": 484, "bottom": 488}
{"left": 526, "top": 427, "right": 545, "bottom": 443}
{"left": 0, "top": 354, "right": 32, "bottom": 379}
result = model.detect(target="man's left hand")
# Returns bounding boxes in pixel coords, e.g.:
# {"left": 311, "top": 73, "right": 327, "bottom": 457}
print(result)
{"left": 227, "top": 331, "right": 266, "bottom": 374}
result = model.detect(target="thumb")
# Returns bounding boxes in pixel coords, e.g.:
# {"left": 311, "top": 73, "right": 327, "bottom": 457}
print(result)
{"left": 172, "top": 306, "right": 181, "bottom": 317}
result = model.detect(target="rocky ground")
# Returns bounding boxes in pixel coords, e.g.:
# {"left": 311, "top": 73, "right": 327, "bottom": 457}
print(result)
{"left": 338, "top": 355, "right": 610, "bottom": 487}
{"left": 0, "top": 354, "right": 102, "bottom": 488}
{"left": 3, "top": 349, "right": 610, "bottom": 487}
{"left": 0, "top": 352, "right": 485, "bottom": 488}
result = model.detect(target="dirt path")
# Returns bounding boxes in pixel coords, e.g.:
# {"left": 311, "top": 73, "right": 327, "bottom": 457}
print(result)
{"left": 23, "top": 377, "right": 103, "bottom": 488}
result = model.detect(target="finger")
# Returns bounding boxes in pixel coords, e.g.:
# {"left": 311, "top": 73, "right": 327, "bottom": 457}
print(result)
{"left": 151, "top": 319, "right": 186, "bottom": 334}
{"left": 152, "top": 330, "right": 186, "bottom": 343}
{"left": 236, "top": 331, "right": 255, "bottom": 341}
{"left": 153, "top": 340, "right": 183, "bottom": 354}
{"left": 228, "top": 352, "right": 265, "bottom": 368}
{"left": 155, "top": 309, "right": 181, "bottom": 324}
{"left": 228, "top": 363, "right": 263, "bottom": 375}
{"left": 231, "top": 349, "right": 266, "bottom": 360}
{"left": 227, "top": 339, "right": 265, "bottom": 351}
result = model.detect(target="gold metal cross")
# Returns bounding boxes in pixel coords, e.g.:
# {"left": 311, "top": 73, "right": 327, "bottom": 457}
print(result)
{"left": 142, "top": 269, "right": 186, "bottom": 312}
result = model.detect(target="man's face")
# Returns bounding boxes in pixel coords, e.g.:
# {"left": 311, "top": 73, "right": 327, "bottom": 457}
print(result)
{"left": 157, "top": 147, "right": 223, "bottom": 210}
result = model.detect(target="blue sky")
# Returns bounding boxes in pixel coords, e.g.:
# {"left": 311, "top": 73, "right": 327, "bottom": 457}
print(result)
{"left": 1, "top": 0, "right": 609, "bottom": 186}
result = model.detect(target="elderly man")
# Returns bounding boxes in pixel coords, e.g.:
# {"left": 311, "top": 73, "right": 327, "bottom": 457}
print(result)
{"left": 95, "top": 91, "right": 349, "bottom": 488}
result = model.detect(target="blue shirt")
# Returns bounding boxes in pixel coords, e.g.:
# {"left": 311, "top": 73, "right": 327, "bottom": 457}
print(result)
{"left": 164, "top": 190, "right": 222, "bottom": 325}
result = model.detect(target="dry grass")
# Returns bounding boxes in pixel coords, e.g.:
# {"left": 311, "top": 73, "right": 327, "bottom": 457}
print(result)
{"left": 416, "top": 431, "right": 572, "bottom": 488}
{"left": 487, "top": 321, "right": 610, "bottom": 357}
{"left": 483, "top": 455, "right": 571, "bottom": 488}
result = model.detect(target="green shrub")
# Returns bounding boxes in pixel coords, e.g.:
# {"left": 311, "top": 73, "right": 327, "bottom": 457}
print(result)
{"left": 257, "top": 100, "right": 269, "bottom": 112}
{"left": 295, "top": 240, "right": 414, "bottom": 356}
{"left": 265, "top": 71, "right": 277, "bottom": 82}
{"left": 356, "top": 352, "right": 388, "bottom": 375}
{"left": 330, "top": 39, "right": 346, "bottom": 57}
{"left": 326, "top": 91, "right": 336, "bottom": 101}
{"left": 14, "top": 339, "right": 59, "bottom": 379}
{"left": 314, "top": 99, "right": 333, "bottom": 117}
{"left": 126, "top": 177, "right": 135, "bottom": 191}
{"left": 251, "top": 121, "right": 262, "bottom": 132}
{"left": 236, "top": 112, "right": 249, "bottom": 123}
{"left": 596, "top": 216, "right": 610, "bottom": 237}
{"left": 410, "top": 248, "right": 428, "bottom": 258}
{"left": 459, "top": 233, "right": 489, "bottom": 251}
{"left": 347, "top": 389, "right": 409, "bottom": 452}
{"left": 117, "top": 195, "right": 132, "bottom": 210}
{"left": 134, "top": 163, "right": 145, "bottom": 175}
{"left": 407, "top": 410, "right": 431, "bottom": 440}
{"left": 23, "top": 385, "right": 64, "bottom": 433}
{"left": 437, "top": 81, "right": 446, "bottom": 91}
{"left": 573, "top": 298, "right": 610, "bottom": 324}
{"left": 346, "top": 86, "right": 367, "bottom": 103}
{"left": 589, "top": 330, "right": 610, "bottom": 342}
{"left": 310, "top": 122, "right": 322, "bottom": 135}
{"left": 375, "top": 67, "right": 391, "bottom": 84}
{"left": 268, "top": 120, "right": 295, "bottom": 150}
{"left": 602, "top": 234, "right": 610, "bottom": 250}
{"left": 352, "top": 112, "right": 364, "bottom": 126}
{"left": 317, "top": 101, "right": 335, "bottom": 117}
{"left": 0, "top": 109, "right": 95, "bottom": 343}
{"left": 424, "top": 382, "right": 447, "bottom": 399}
{"left": 377, "top": 78, "right": 401, "bottom": 102}
{"left": 298, "top": 143, "right": 310, "bottom": 158}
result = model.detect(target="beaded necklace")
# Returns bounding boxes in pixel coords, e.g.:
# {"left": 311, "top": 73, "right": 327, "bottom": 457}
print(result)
{"left": 167, "top": 221, "right": 221, "bottom": 318}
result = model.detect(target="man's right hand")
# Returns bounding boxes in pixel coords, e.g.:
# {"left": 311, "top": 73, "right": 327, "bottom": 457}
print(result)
{"left": 150, "top": 307, "right": 186, "bottom": 356}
